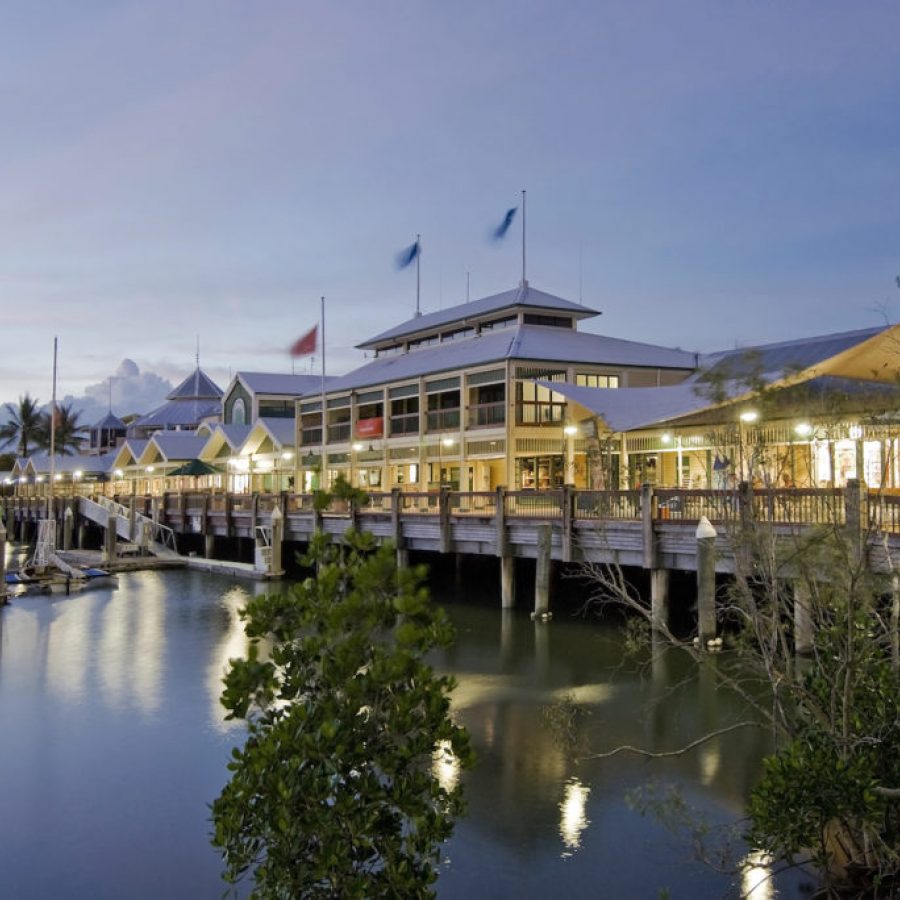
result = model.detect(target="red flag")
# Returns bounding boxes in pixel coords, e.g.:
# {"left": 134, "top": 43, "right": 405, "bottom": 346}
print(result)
{"left": 289, "top": 325, "right": 317, "bottom": 357}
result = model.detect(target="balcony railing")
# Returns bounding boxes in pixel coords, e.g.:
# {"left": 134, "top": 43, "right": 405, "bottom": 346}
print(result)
{"left": 426, "top": 409, "right": 460, "bottom": 432}
{"left": 468, "top": 402, "right": 505, "bottom": 428}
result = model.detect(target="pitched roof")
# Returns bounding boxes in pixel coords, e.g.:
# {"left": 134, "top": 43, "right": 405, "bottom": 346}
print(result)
{"left": 146, "top": 432, "right": 209, "bottom": 462}
{"left": 357, "top": 283, "right": 600, "bottom": 349}
{"left": 131, "top": 399, "right": 221, "bottom": 431}
{"left": 327, "top": 324, "right": 696, "bottom": 393}
{"left": 166, "top": 367, "right": 223, "bottom": 401}
{"left": 236, "top": 372, "right": 332, "bottom": 396}
{"left": 91, "top": 411, "right": 126, "bottom": 430}
{"left": 254, "top": 417, "right": 296, "bottom": 447}
{"left": 700, "top": 326, "right": 885, "bottom": 380}
{"left": 545, "top": 324, "right": 900, "bottom": 432}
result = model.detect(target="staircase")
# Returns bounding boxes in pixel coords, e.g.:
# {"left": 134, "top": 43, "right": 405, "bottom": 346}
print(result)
{"left": 79, "top": 497, "right": 181, "bottom": 560}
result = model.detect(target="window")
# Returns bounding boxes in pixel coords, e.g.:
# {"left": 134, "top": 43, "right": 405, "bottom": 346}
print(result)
{"left": 441, "top": 327, "right": 474, "bottom": 343}
{"left": 232, "top": 398, "right": 246, "bottom": 425}
{"left": 517, "top": 382, "right": 566, "bottom": 425}
{"left": 575, "top": 373, "right": 619, "bottom": 389}
{"left": 522, "top": 314, "right": 572, "bottom": 328}
{"left": 479, "top": 316, "right": 517, "bottom": 333}
{"left": 468, "top": 383, "right": 505, "bottom": 428}
{"left": 390, "top": 396, "right": 419, "bottom": 435}
{"left": 426, "top": 390, "right": 460, "bottom": 431}
{"left": 408, "top": 335, "right": 439, "bottom": 350}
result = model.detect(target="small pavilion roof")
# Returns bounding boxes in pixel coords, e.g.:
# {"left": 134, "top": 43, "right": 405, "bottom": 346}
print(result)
{"left": 92, "top": 411, "right": 127, "bottom": 431}
{"left": 24, "top": 453, "right": 113, "bottom": 476}
{"left": 242, "top": 417, "right": 296, "bottom": 455}
{"left": 357, "top": 283, "right": 600, "bottom": 350}
{"left": 166, "top": 367, "right": 223, "bottom": 401}
{"left": 131, "top": 399, "right": 221, "bottom": 432}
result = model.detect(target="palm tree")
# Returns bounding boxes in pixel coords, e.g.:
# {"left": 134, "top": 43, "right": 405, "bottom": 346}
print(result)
{"left": 0, "top": 393, "right": 43, "bottom": 457}
{"left": 39, "top": 402, "right": 89, "bottom": 456}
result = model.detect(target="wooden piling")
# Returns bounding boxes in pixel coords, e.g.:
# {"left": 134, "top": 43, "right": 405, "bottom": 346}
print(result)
{"left": 534, "top": 523, "right": 552, "bottom": 618}
{"left": 696, "top": 516, "right": 717, "bottom": 644}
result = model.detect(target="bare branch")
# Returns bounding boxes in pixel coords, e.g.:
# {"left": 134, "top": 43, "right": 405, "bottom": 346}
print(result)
{"left": 581, "top": 720, "right": 759, "bottom": 761}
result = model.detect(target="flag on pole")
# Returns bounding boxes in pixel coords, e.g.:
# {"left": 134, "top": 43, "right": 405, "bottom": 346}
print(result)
{"left": 491, "top": 207, "right": 518, "bottom": 241}
{"left": 289, "top": 325, "right": 317, "bottom": 357}
{"left": 395, "top": 239, "right": 421, "bottom": 270}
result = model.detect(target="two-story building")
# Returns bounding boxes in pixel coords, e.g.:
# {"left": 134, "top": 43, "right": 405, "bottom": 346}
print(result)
{"left": 295, "top": 282, "right": 697, "bottom": 491}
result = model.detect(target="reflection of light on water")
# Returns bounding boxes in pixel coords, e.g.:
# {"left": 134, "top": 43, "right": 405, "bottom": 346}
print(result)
{"left": 432, "top": 739, "right": 461, "bottom": 793}
{"left": 207, "top": 585, "right": 252, "bottom": 731}
{"left": 700, "top": 742, "right": 720, "bottom": 785}
{"left": 559, "top": 777, "right": 590, "bottom": 854}
{"left": 131, "top": 572, "right": 164, "bottom": 713}
{"left": 742, "top": 851, "right": 774, "bottom": 899}
{"left": 46, "top": 599, "right": 93, "bottom": 700}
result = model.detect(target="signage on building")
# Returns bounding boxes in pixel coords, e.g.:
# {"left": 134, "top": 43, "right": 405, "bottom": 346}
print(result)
{"left": 356, "top": 417, "right": 384, "bottom": 438}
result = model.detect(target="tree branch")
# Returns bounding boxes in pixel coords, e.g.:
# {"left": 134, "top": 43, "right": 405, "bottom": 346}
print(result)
{"left": 580, "top": 720, "right": 759, "bottom": 761}
{"left": 873, "top": 786, "right": 900, "bottom": 800}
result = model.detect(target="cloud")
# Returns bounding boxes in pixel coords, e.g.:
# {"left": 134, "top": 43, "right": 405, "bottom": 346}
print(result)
{"left": 58, "top": 358, "right": 173, "bottom": 425}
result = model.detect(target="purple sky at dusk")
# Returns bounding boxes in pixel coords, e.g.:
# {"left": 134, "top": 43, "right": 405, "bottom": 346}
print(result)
{"left": 1, "top": 1, "right": 899, "bottom": 412}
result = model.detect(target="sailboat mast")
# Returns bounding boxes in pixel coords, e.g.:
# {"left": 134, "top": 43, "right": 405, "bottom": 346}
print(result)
{"left": 48, "top": 337, "right": 57, "bottom": 517}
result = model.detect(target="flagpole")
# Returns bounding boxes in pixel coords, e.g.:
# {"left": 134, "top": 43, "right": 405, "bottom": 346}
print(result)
{"left": 415, "top": 233, "right": 421, "bottom": 317}
{"left": 320, "top": 296, "right": 326, "bottom": 490}
{"left": 521, "top": 189, "right": 527, "bottom": 287}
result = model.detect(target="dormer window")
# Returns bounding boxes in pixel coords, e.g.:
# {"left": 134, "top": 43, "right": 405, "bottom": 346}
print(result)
{"left": 441, "top": 327, "right": 474, "bottom": 343}
{"left": 479, "top": 315, "right": 517, "bottom": 334}
{"left": 523, "top": 314, "right": 572, "bottom": 328}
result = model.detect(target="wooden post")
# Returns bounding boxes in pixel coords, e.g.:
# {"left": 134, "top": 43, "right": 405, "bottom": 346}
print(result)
{"left": 844, "top": 477, "right": 863, "bottom": 556}
{"left": 204, "top": 533, "right": 215, "bottom": 559}
{"left": 501, "top": 555, "right": 515, "bottom": 609}
{"left": 641, "top": 483, "right": 657, "bottom": 569}
{"left": 129, "top": 495, "right": 137, "bottom": 541}
{"left": 62, "top": 504, "right": 74, "bottom": 551}
{"left": 534, "top": 522, "right": 552, "bottom": 618}
{"left": 439, "top": 486, "right": 451, "bottom": 554}
{"left": 696, "top": 516, "right": 717, "bottom": 644}
{"left": 0, "top": 519, "right": 7, "bottom": 605}
{"left": 651, "top": 569, "right": 670, "bottom": 632}
{"left": 561, "top": 484, "right": 574, "bottom": 563}
{"left": 390, "top": 487, "right": 407, "bottom": 568}
{"left": 497, "top": 486, "right": 515, "bottom": 609}
{"left": 104, "top": 512, "right": 118, "bottom": 564}
{"left": 269, "top": 504, "right": 284, "bottom": 577}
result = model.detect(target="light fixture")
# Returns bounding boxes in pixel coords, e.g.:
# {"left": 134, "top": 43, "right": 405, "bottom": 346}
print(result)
{"left": 35, "top": 475, "right": 44, "bottom": 483}
{"left": 739, "top": 410, "right": 759, "bottom": 424}
{"left": 794, "top": 422, "right": 812, "bottom": 437}
{"left": 146, "top": 465, "right": 155, "bottom": 473}
{"left": 352, "top": 442, "right": 364, "bottom": 452}
{"left": 441, "top": 437, "right": 455, "bottom": 448}
{"left": 564, "top": 425, "right": 578, "bottom": 437}
{"left": 115, "top": 468, "right": 124, "bottom": 478}
{"left": 281, "top": 451, "right": 294, "bottom": 461}
{"left": 849, "top": 424, "right": 863, "bottom": 440}
{"left": 54, "top": 473, "right": 63, "bottom": 481}
{"left": 661, "top": 432, "right": 672, "bottom": 444}
{"left": 73, "top": 470, "right": 82, "bottom": 480}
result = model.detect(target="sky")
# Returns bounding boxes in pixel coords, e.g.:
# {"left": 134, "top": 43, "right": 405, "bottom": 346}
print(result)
{"left": 1, "top": 0, "right": 899, "bottom": 415}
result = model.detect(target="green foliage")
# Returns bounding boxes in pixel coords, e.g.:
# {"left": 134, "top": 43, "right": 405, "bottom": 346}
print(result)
{"left": 211, "top": 531, "right": 473, "bottom": 898}
{"left": 38, "top": 401, "right": 89, "bottom": 455}
{"left": 748, "top": 620, "right": 900, "bottom": 885}
{"left": 313, "top": 475, "right": 369, "bottom": 513}
{"left": 0, "top": 393, "right": 43, "bottom": 457}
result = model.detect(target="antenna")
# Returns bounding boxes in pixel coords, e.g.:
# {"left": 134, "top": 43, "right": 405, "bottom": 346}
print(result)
{"left": 195, "top": 334, "right": 200, "bottom": 368}
{"left": 466, "top": 271, "right": 470, "bottom": 303}
{"left": 415, "top": 233, "right": 421, "bottom": 317}
{"left": 578, "top": 246, "right": 583, "bottom": 305}
{"left": 521, "top": 189, "right": 527, "bottom": 288}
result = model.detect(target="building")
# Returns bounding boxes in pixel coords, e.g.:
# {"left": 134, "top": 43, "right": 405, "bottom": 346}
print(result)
{"left": 221, "top": 372, "right": 330, "bottom": 425}
{"left": 295, "top": 282, "right": 697, "bottom": 492}
{"left": 128, "top": 367, "right": 223, "bottom": 439}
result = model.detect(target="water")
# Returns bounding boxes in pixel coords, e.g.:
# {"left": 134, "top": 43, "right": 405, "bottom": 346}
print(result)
{"left": 0, "top": 561, "right": 812, "bottom": 898}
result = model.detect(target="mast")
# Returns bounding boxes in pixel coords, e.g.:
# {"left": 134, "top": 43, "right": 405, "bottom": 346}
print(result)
{"left": 320, "top": 296, "right": 326, "bottom": 490}
{"left": 48, "top": 336, "right": 57, "bottom": 518}
{"left": 415, "top": 233, "right": 421, "bottom": 317}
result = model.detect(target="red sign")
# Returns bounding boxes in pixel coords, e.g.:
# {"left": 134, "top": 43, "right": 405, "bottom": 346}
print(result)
{"left": 356, "top": 417, "right": 384, "bottom": 438}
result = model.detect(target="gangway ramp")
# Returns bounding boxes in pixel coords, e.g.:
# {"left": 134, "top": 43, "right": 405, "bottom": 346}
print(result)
{"left": 78, "top": 497, "right": 182, "bottom": 560}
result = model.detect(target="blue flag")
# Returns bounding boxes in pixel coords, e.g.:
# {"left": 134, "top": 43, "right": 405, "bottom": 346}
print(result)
{"left": 395, "top": 240, "right": 420, "bottom": 269}
{"left": 491, "top": 207, "right": 518, "bottom": 241}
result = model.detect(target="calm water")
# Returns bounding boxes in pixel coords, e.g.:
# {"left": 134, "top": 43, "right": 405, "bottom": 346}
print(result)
{"left": 0, "top": 554, "right": 811, "bottom": 899}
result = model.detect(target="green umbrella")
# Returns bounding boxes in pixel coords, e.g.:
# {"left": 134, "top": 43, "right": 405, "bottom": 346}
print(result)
{"left": 167, "top": 459, "right": 223, "bottom": 477}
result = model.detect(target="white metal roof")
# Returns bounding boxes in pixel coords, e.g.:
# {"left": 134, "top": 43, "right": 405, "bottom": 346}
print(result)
{"left": 328, "top": 324, "right": 696, "bottom": 393}
{"left": 357, "top": 282, "right": 600, "bottom": 349}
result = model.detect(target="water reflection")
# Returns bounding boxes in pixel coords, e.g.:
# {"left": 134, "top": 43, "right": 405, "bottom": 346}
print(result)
{"left": 433, "top": 739, "right": 462, "bottom": 793}
{"left": 742, "top": 851, "right": 775, "bottom": 899}
{"left": 558, "top": 777, "right": 590, "bottom": 855}
{"left": 206, "top": 584, "right": 253, "bottom": 731}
